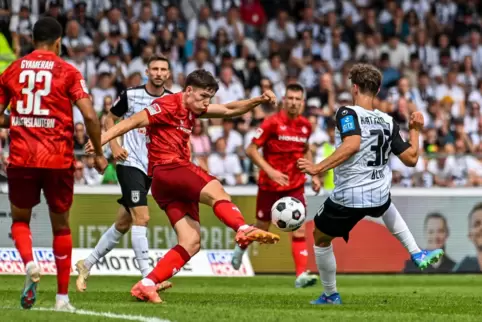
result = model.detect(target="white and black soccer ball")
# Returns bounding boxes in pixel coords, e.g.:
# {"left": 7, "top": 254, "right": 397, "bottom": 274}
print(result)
{"left": 271, "top": 197, "right": 306, "bottom": 232}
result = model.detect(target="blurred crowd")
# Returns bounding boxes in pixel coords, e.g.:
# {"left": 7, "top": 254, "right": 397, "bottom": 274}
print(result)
{"left": 0, "top": 0, "right": 481, "bottom": 188}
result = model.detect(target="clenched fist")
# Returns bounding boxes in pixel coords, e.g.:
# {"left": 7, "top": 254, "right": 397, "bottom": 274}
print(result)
{"left": 409, "top": 111, "right": 424, "bottom": 132}
{"left": 261, "top": 90, "right": 277, "bottom": 106}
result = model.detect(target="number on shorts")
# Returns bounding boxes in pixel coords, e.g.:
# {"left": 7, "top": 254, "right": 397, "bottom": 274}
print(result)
{"left": 17, "top": 70, "right": 52, "bottom": 116}
{"left": 367, "top": 129, "right": 392, "bottom": 167}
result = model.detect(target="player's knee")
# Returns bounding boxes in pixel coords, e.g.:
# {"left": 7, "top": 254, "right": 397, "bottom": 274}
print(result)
{"left": 131, "top": 207, "right": 150, "bottom": 226}
{"left": 115, "top": 216, "right": 132, "bottom": 234}
{"left": 313, "top": 228, "right": 332, "bottom": 247}
{"left": 200, "top": 180, "right": 231, "bottom": 207}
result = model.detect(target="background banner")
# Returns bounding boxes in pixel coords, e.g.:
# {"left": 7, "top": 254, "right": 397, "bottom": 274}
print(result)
{"left": 1, "top": 187, "right": 481, "bottom": 273}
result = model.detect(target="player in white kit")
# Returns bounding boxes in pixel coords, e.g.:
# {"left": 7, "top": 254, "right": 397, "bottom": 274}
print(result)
{"left": 297, "top": 64, "right": 444, "bottom": 305}
{"left": 75, "top": 56, "right": 172, "bottom": 292}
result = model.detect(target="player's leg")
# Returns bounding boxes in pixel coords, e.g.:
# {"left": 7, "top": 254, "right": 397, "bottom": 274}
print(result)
{"left": 199, "top": 179, "right": 280, "bottom": 245}
{"left": 381, "top": 202, "right": 443, "bottom": 269}
{"left": 76, "top": 206, "right": 131, "bottom": 291}
{"left": 231, "top": 190, "right": 272, "bottom": 269}
{"left": 43, "top": 167, "right": 76, "bottom": 311}
{"left": 131, "top": 203, "right": 201, "bottom": 303}
{"left": 7, "top": 167, "right": 42, "bottom": 309}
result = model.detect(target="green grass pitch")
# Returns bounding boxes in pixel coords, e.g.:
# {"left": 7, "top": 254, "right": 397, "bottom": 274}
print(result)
{"left": 0, "top": 275, "right": 481, "bottom": 321}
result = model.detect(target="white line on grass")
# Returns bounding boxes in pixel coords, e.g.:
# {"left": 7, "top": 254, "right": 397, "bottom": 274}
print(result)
{"left": 0, "top": 306, "right": 171, "bottom": 322}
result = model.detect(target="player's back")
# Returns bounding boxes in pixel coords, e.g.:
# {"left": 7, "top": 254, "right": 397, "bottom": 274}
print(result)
{"left": 255, "top": 111, "right": 311, "bottom": 191}
{"left": 145, "top": 92, "right": 195, "bottom": 175}
{"left": 0, "top": 50, "right": 88, "bottom": 169}
{"left": 332, "top": 105, "right": 397, "bottom": 208}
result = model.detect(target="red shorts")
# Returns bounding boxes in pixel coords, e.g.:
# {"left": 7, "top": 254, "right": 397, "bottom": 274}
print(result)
{"left": 7, "top": 166, "right": 74, "bottom": 213}
{"left": 256, "top": 185, "right": 306, "bottom": 222}
{"left": 151, "top": 163, "right": 216, "bottom": 227}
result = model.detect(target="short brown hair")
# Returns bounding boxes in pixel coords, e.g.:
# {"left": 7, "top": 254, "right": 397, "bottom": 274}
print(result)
{"left": 285, "top": 83, "right": 304, "bottom": 95}
{"left": 348, "top": 64, "right": 382, "bottom": 96}
{"left": 184, "top": 69, "right": 219, "bottom": 92}
{"left": 147, "top": 55, "right": 170, "bottom": 69}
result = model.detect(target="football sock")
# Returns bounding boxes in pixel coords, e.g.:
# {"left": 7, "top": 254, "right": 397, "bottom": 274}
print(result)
{"left": 292, "top": 236, "right": 308, "bottom": 276}
{"left": 213, "top": 200, "right": 246, "bottom": 232}
{"left": 56, "top": 294, "right": 69, "bottom": 303}
{"left": 53, "top": 229, "right": 72, "bottom": 295}
{"left": 314, "top": 244, "right": 337, "bottom": 296}
{"left": 85, "top": 224, "right": 123, "bottom": 270}
{"left": 131, "top": 225, "right": 151, "bottom": 278}
{"left": 11, "top": 222, "right": 34, "bottom": 265}
{"left": 382, "top": 203, "right": 421, "bottom": 255}
{"left": 146, "top": 245, "right": 191, "bottom": 284}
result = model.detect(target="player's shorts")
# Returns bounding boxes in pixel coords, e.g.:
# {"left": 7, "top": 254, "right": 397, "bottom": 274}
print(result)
{"left": 314, "top": 196, "right": 391, "bottom": 242}
{"left": 116, "top": 164, "right": 152, "bottom": 211}
{"left": 7, "top": 166, "right": 74, "bottom": 213}
{"left": 150, "top": 163, "right": 216, "bottom": 227}
{"left": 256, "top": 185, "right": 306, "bottom": 222}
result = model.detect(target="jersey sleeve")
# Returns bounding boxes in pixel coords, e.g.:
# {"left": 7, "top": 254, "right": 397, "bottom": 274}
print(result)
{"left": 144, "top": 99, "right": 165, "bottom": 125}
{"left": 110, "top": 90, "right": 128, "bottom": 117}
{"left": 67, "top": 67, "right": 90, "bottom": 103}
{"left": 390, "top": 121, "right": 411, "bottom": 155}
{"left": 335, "top": 106, "right": 361, "bottom": 138}
{"left": 251, "top": 118, "right": 273, "bottom": 147}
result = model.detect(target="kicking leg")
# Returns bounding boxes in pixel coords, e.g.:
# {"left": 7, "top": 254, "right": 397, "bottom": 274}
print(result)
{"left": 76, "top": 207, "right": 131, "bottom": 292}
{"left": 231, "top": 219, "right": 270, "bottom": 270}
{"left": 382, "top": 203, "right": 443, "bottom": 269}
{"left": 200, "top": 180, "right": 280, "bottom": 245}
{"left": 311, "top": 228, "right": 341, "bottom": 305}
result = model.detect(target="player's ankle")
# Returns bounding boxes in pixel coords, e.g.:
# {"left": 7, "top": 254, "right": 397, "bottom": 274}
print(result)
{"left": 141, "top": 278, "right": 156, "bottom": 286}
{"left": 56, "top": 294, "right": 69, "bottom": 303}
{"left": 237, "top": 224, "right": 250, "bottom": 231}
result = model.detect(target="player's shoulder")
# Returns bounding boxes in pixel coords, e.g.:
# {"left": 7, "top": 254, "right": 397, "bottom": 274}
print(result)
{"left": 152, "top": 91, "right": 181, "bottom": 108}
{"left": 297, "top": 115, "right": 311, "bottom": 126}
{"left": 335, "top": 105, "right": 360, "bottom": 119}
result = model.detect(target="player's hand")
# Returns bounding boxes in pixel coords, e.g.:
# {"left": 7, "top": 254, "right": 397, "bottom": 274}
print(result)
{"left": 267, "top": 169, "right": 289, "bottom": 186}
{"left": 261, "top": 90, "right": 277, "bottom": 106}
{"left": 296, "top": 158, "right": 320, "bottom": 176}
{"left": 84, "top": 140, "right": 94, "bottom": 154}
{"left": 311, "top": 175, "right": 321, "bottom": 194}
{"left": 94, "top": 155, "right": 108, "bottom": 174}
{"left": 112, "top": 145, "right": 129, "bottom": 162}
{"left": 409, "top": 111, "right": 424, "bottom": 132}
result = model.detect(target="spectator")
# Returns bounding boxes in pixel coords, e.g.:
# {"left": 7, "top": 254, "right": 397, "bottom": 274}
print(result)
{"left": 82, "top": 155, "right": 104, "bottom": 185}
{"left": 208, "top": 137, "right": 243, "bottom": 186}
{"left": 74, "top": 123, "right": 88, "bottom": 152}
{"left": 74, "top": 160, "right": 86, "bottom": 185}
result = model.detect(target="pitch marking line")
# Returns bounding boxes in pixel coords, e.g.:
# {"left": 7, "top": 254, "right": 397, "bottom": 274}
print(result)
{"left": 1, "top": 306, "right": 171, "bottom": 322}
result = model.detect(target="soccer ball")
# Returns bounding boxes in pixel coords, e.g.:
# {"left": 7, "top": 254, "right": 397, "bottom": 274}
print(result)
{"left": 271, "top": 197, "right": 306, "bottom": 232}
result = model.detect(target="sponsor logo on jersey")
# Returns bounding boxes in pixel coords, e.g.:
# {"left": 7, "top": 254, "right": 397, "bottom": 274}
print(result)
{"left": 146, "top": 103, "right": 162, "bottom": 115}
{"left": 278, "top": 135, "right": 308, "bottom": 143}
{"left": 341, "top": 115, "right": 355, "bottom": 133}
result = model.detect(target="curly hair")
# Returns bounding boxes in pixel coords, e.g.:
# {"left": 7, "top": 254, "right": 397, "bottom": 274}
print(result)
{"left": 348, "top": 64, "right": 382, "bottom": 96}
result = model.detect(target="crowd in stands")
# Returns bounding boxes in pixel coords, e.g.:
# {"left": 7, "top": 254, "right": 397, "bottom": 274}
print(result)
{"left": 0, "top": 0, "right": 481, "bottom": 188}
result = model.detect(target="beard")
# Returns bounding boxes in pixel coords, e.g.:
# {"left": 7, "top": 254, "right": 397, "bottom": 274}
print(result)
{"left": 149, "top": 79, "right": 165, "bottom": 88}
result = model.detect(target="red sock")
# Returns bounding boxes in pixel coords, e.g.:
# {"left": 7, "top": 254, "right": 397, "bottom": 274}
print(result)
{"left": 292, "top": 236, "right": 308, "bottom": 276}
{"left": 11, "top": 222, "right": 34, "bottom": 265}
{"left": 213, "top": 200, "right": 246, "bottom": 231}
{"left": 147, "top": 245, "right": 191, "bottom": 283}
{"left": 53, "top": 229, "right": 72, "bottom": 295}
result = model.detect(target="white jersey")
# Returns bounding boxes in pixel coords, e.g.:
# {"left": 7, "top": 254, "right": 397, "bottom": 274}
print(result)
{"left": 330, "top": 105, "right": 410, "bottom": 208}
{"left": 110, "top": 85, "right": 172, "bottom": 175}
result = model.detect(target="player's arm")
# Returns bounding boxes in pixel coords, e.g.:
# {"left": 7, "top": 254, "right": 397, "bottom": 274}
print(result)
{"left": 297, "top": 107, "right": 361, "bottom": 176}
{"left": 304, "top": 141, "right": 322, "bottom": 193}
{"left": 395, "top": 112, "right": 424, "bottom": 167}
{"left": 202, "top": 90, "right": 276, "bottom": 118}
{"left": 101, "top": 110, "right": 149, "bottom": 145}
{"left": 106, "top": 91, "right": 129, "bottom": 161}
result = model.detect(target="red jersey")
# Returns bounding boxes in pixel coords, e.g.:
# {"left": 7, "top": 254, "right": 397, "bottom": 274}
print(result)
{"left": 0, "top": 50, "right": 89, "bottom": 169}
{"left": 144, "top": 92, "right": 199, "bottom": 176}
{"left": 252, "top": 110, "right": 312, "bottom": 192}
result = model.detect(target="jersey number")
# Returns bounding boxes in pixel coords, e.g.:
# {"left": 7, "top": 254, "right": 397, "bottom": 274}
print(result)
{"left": 17, "top": 70, "right": 52, "bottom": 116}
{"left": 367, "top": 129, "right": 392, "bottom": 167}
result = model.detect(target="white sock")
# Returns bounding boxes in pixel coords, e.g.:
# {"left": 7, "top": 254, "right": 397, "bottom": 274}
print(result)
{"left": 85, "top": 224, "right": 123, "bottom": 270}
{"left": 131, "top": 225, "right": 150, "bottom": 278}
{"left": 238, "top": 224, "right": 250, "bottom": 231}
{"left": 141, "top": 278, "right": 155, "bottom": 286}
{"left": 56, "top": 294, "right": 69, "bottom": 303}
{"left": 314, "top": 244, "right": 337, "bottom": 296}
{"left": 382, "top": 203, "right": 421, "bottom": 255}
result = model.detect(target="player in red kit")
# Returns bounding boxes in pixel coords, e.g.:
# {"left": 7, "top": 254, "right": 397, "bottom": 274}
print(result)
{"left": 88, "top": 69, "right": 280, "bottom": 303}
{"left": 231, "top": 84, "right": 321, "bottom": 288}
{"left": 0, "top": 17, "right": 106, "bottom": 311}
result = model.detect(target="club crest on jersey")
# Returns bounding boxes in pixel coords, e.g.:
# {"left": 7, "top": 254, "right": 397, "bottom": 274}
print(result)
{"left": 280, "top": 125, "right": 287, "bottom": 131}
{"left": 341, "top": 115, "right": 355, "bottom": 133}
{"left": 301, "top": 126, "right": 308, "bottom": 134}
{"left": 131, "top": 191, "right": 140, "bottom": 203}
{"left": 254, "top": 127, "right": 263, "bottom": 139}
{"left": 146, "top": 103, "right": 162, "bottom": 115}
